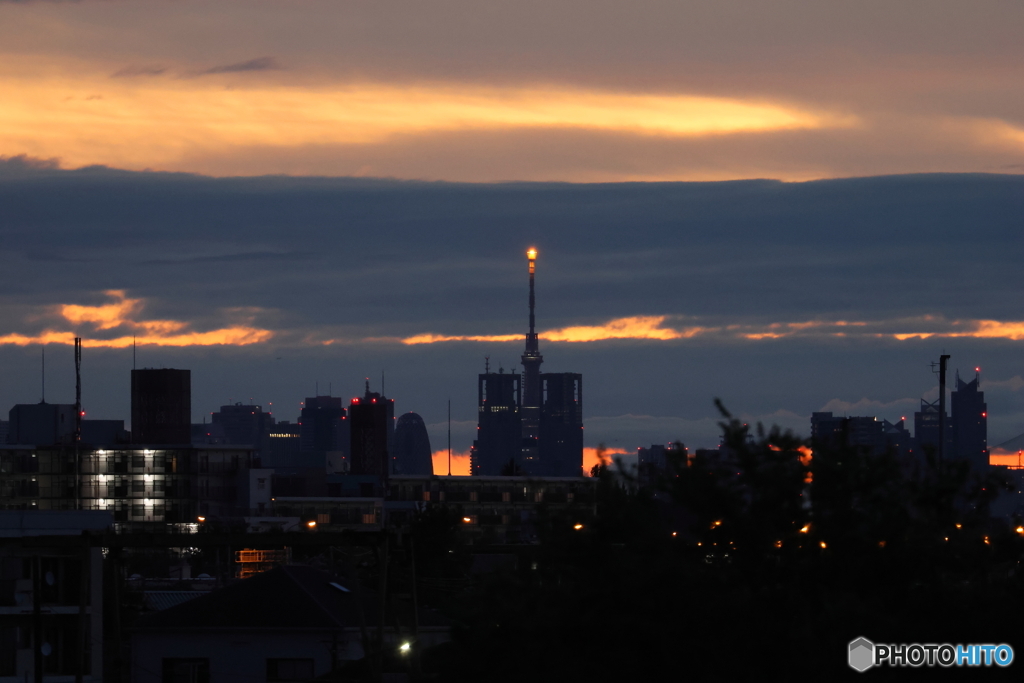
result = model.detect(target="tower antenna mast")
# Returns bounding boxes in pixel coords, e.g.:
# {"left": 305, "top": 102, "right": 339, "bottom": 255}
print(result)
{"left": 520, "top": 248, "right": 543, "bottom": 471}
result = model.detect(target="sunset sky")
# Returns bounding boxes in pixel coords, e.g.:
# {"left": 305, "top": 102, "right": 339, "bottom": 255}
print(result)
{"left": 2, "top": 1, "right": 1024, "bottom": 469}
{"left": 2, "top": 0, "right": 1023, "bottom": 181}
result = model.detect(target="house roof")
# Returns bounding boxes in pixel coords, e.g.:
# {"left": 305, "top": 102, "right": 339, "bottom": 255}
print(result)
{"left": 134, "top": 565, "right": 449, "bottom": 630}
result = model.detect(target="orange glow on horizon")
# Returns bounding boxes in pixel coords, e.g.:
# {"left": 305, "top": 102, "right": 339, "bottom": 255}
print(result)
{"left": 431, "top": 449, "right": 472, "bottom": 476}
{"left": 989, "top": 451, "right": 1024, "bottom": 468}
{"left": 583, "top": 447, "right": 631, "bottom": 475}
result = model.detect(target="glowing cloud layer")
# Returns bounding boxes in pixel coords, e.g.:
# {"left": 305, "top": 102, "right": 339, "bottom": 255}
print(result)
{"left": 401, "top": 315, "right": 1024, "bottom": 346}
{"left": 0, "top": 290, "right": 273, "bottom": 348}
{"left": 0, "top": 66, "right": 840, "bottom": 174}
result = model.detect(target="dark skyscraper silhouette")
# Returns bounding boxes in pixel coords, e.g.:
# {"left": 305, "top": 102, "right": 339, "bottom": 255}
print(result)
{"left": 471, "top": 367, "right": 521, "bottom": 475}
{"left": 393, "top": 412, "right": 433, "bottom": 475}
{"left": 538, "top": 371, "right": 583, "bottom": 476}
{"left": 131, "top": 368, "right": 191, "bottom": 444}
{"left": 213, "top": 402, "right": 276, "bottom": 446}
{"left": 951, "top": 369, "right": 988, "bottom": 471}
{"left": 299, "top": 396, "right": 346, "bottom": 453}
{"left": 473, "top": 250, "right": 583, "bottom": 476}
{"left": 348, "top": 381, "right": 394, "bottom": 477}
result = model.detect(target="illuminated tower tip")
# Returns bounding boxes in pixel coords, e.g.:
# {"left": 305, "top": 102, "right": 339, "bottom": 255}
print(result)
{"left": 527, "top": 248, "right": 537, "bottom": 260}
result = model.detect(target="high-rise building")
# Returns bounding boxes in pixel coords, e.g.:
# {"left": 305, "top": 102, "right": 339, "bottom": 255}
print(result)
{"left": 471, "top": 369, "right": 521, "bottom": 475}
{"left": 539, "top": 372, "right": 583, "bottom": 476}
{"left": 393, "top": 412, "right": 433, "bottom": 475}
{"left": 212, "top": 402, "right": 276, "bottom": 447}
{"left": 299, "top": 396, "right": 346, "bottom": 453}
{"left": 348, "top": 382, "right": 394, "bottom": 477}
{"left": 473, "top": 249, "right": 583, "bottom": 477}
{"left": 131, "top": 368, "right": 191, "bottom": 445}
{"left": 951, "top": 369, "right": 988, "bottom": 471}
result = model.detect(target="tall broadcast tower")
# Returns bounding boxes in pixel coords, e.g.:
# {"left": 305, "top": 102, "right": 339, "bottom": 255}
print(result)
{"left": 520, "top": 248, "right": 544, "bottom": 468}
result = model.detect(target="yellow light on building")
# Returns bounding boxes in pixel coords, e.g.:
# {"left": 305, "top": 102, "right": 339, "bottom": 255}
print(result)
{"left": 527, "top": 248, "right": 537, "bottom": 260}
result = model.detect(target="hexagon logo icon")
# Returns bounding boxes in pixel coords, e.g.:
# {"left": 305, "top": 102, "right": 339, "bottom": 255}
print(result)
{"left": 849, "top": 637, "right": 875, "bottom": 672}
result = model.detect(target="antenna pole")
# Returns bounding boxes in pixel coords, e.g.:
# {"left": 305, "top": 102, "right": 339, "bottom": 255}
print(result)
{"left": 74, "top": 338, "right": 82, "bottom": 441}
{"left": 41, "top": 346, "right": 45, "bottom": 403}
{"left": 75, "top": 338, "right": 82, "bottom": 510}
{"left": 448, "top": 399, "right": 452, "bottom": 476}
{"left": 938, "top": 354, "right": 950, "bottom": 461}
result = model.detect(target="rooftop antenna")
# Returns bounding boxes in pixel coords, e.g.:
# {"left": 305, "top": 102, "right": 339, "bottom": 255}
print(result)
{"left": 930, "top": 354, "right": 950, "bottom": 460}
{"left": 41, "top": 346, "right": 45, "bottom": 403}
{"left": 74, "top": 338, "right": 82, "bottom": 510}
{"left": 74, "top": 338, "right": 82, "bottom": 442}
{"left": 448, "top": 399, "right": 452, "bottom": 476}
{"left": 484, "top": 356, "right": 490, "bottom": 373}
{"left": 133, "top": 335, "right": 136, "bottom": 370}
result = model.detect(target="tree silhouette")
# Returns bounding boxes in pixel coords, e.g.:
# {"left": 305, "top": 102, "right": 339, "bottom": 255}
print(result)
{"left": 432, "top": 401, "right": 1024, "bottom": 681}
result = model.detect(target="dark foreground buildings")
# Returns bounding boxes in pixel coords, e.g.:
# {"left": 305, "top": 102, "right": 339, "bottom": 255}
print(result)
{"left": 472, "top": 250, "right": 583, "bottom": 477}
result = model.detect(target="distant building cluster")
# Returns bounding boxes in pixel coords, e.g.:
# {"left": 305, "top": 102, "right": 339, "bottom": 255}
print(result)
{"left": 810, "top": 368, "right": 990, "bottom": 472}
{"left": 0, "top": 250, "right": 592, "bottom": 546}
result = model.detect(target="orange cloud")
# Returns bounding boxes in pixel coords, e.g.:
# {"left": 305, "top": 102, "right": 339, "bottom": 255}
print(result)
{"left": 399, "top": 313, "right": 1024, "bottom": 347}
{"left": 60, "top": 290, "right": 141, "bottom": 330}
{"left": 403, "top": 333, "right": 523, "bottom": 345}
{"left": 0, "top": 64, "right": 843, "bottom": 175}
{"left": 402, "top": 315, "right": 701, "bottom": 345}
{"left": 431, "top": 449, "right": 472, "bottom": 476}
{"left": 541, "top": 316, "right": 698, "bottom": 342}
{"left": 0, "top": 290, "right": 274, "bottom": 348}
